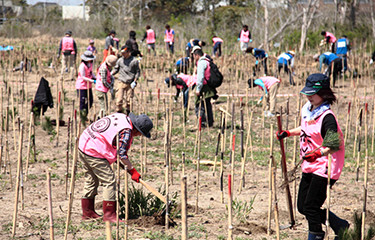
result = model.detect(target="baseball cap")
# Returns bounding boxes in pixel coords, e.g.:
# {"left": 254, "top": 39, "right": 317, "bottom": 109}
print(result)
{"left": 300, "top": 73, "right": 330, "bottom": 96}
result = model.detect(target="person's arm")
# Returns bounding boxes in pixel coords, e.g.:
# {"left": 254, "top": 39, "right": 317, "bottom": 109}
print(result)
{"left": 195, "top": 59, "right": 207, "bottom": 94}
{"left": 326, "top": 36, "right": 331, "bottom": 44}
{"left": 320, "top": 113, "right": 340, "bottom": 156}
{"left": 118, "top": 129, "right": 134, "bottom": 170}
{"left": 276, "top": 126, "right": 301, "bottom": 140}
{"left": 175, "top": 88, "right": 180, "bottom": 101}
{"left": 73, "top": 40, "right": 77, "bottom": 54}
{"left": 141, "top": 32, "right": 147, "bottom": 42}
{"left": 111, "top": 59, "right": 120, "bottom": 76}
{"left": 100, "top": 66, "right": 111, "bottom": 89}
{"left": 254, "top": 78, "right": 267, "bottom": 94}
{"left": 319, "top": 55, "right": 324, "bottom": 71}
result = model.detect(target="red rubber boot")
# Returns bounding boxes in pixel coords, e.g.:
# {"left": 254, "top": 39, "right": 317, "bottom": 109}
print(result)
{"left": 102, "top": 200, "right": 125, "bottom": 223}
{"left": 81, "top": 198, "right": 101, "bottom": 220}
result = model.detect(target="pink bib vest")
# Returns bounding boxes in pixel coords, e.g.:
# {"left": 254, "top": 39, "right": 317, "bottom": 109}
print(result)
{"left": 326, "top": 32, "right": 337, "bottom": 43}
{"left": 258, "top": 76, "right": 280, "bottom": 91}
{"left": 176, "top": 74, "right": 197, "bottom": 89}
{"left": 62, "top": 36, "right": 74, "bottom": 51}
{"left": 164, "top": 29, "right": 174, "bottom": 42}
{"left": 240, "top": 30, "right": 250, "bottom": 43}
{"left": 79, "top": 113, "right": 133, "bottom": 164}
{"left": 146, "top": 29, "right": 156, "bottom": 44}
{"left": 213, "top": 37, "right": 223, "bottom": 44}
{"left": 300, "top": 109, "right": 345, "bottom": 180}
{"left": 76, "top": 62, "right": 93, "bottom": 90}
{"left": 96, "top": 63, "right": 111, "bottom": 93}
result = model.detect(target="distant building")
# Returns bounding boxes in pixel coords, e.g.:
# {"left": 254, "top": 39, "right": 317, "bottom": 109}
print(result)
{"left": 1, "top": 0, "right": 23, "bottom": 18}
{"left": 62, "top": 6, "right": 89, "bottom": 20}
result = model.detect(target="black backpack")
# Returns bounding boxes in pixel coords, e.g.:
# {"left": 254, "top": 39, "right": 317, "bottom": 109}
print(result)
{"left": 205, "top": 58, "right": 223, "bottom": 88}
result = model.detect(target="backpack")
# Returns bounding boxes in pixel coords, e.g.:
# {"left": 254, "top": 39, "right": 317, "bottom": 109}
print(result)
{"left": 205, "top": 58, "right": 223, "bottom": 88}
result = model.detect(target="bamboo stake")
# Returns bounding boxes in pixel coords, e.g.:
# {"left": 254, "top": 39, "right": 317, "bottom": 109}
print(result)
{"left": 356, "top": 108, "right": 363, "bottom": 182}
{"left": 326, "top": 154, "right": 332, "bottom": 240}
{"left": 228, "top": 174, "right": 233, "bottom": 240}
{"left": 11, "top": 124, "right": 23, "bottom": 238}
{"left": 267, "top": 124, "right": 275, "bottom": 235}
{"left": 220, "top": 115, "right": 226, "bottom": 204}
{"left": 195, "top": 116, "right": 202, "bottom": 214}
{"left": 212, "top": 113, "right": 223, "bottom": 175}
{"left": 292, "top": 118, "right": 298, "bottom": 219}
{"left": 271, "top": 150, "right": 280, "bottom": 240}
{"left": 344, "top": 102, "right": 351, "bottom": 144}
{"left": 372, "top": 97, "right": 375, "bottom": 153}
{"left": 364, "top": 103, "right": 368, "bottom": 151}
{"left": 238, "top": 111, "right": 253, "bottom": 193}
{"left": 25, "top": 112, "right": 33, "bottom": 180}
{"left": 56, "top": 91, "right": 61, "bottom": 147}
{"left": 169, "top": 111, "right": 173, "bottom": 185}
{"left": 46, "top": 169, "right": 55, "bottom": 240}
{"left": 181, "top": 176, "right": 188, "bottom": 240}
{"left": 182, "top": 152, "right": 185, "bottom": 176}
{"left": 361, "top": 149, "right": 369, "bottom": 240}
{"left": 116, "top": 135, "right": 120, "bottom": 240}
{"left": 11, "top": 89, "right": 17, "bottom": 151}
{"left": 124, "top": 165, "right": 129, "bottom": 240}
{"left": 65, "top": 117, "right": 71, "bottom": 197}
{"left": 106, "top": 221, "right": 112, "bottom": 240}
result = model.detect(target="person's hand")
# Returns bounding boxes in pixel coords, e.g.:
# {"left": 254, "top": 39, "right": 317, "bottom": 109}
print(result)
{"left": 57, "top": 54, "right": 60, "bottom": 59}
{"left": 237, "top": 38, "right": 240, "bottom": 41}
{"left": 256, "top": 99, "right": 262, "bottom": 105}
{"left": 128, "top": 168, "right": 141, "bottom": 183}
{"left": 276, "top": 130, "right": 290, "bottom": 141}
{"left": 93, "top": 80, "right": 96, "bottom": 84}
{"left": 255, "top": 60, "right": 259, "bottom": 65}
{"left": 370, "top": 59, "right": 374, "bottom": 65}
{"left": 302, "top": 149, "right": 323, "bottom": 162}
{"left": 250, "top": 39, "right": 253, "bottom": 43}
{"left": 130, "top": 81, "right": 137, "bottom": 89}
{"left": 292, "top": 72, "right": 296, "bottom": 76}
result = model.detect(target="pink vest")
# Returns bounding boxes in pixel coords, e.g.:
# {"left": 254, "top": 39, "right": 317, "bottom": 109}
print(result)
{"left": 300, "top": 109, "right": 345, "bottom": 180}
{"left": 164, "top": 29, "right": 174, "bottom": 42}
{"left": 325, "top": 32, "right": 337, "bottom": 43}
{"left": 76, "top": 62, "right": 93, "bottom": 90}
{"left": 240, "top": 30, "right": 250, "bottom": 43}
{"left": 96, "top": 63, "right": 111, "bottom": 93}
{"left": 146, "top": 29, "right": 156, "bottom": 44}
{"left": 176, "top": 74, "right": 197, "bottom": 89}
{"left": 259, "top": 76, "right": 280, "bottom": 91}
{"left": 79, "top": 113, "right": 133, "bottom": 164}
{"left": 213, "top": 37, "right": 223, "bottom": 44}
{"left": 62, "top": 36, "right": 74, "bottom": 51}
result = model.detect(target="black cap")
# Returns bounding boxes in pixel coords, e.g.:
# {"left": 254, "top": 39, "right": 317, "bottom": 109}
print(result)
{"left": 129, "top": 113, "right": 153, "bottom": 138}
{"left": 300, "top": 73, "right": 330, "bottom": 96}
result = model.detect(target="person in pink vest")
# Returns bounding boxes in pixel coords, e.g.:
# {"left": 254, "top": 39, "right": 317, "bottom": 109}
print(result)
{"left": 57, "top": 30, "right": 77, "bottom": 81}
{"left": 248, "top": 76, "right": 280, "bottom": 117}
{"left": 96, "top": 55, "right": 117, "bottom": 117}
{"left": 164, "top": 73, "right": 197, "bottom": 108}
{"left": 276, "top": 73, "right": 349, "bottom": 240}
{"left": 238, "top": 25, "right": 252, "bottom": 52}
{"left": 212, "top": 35, "right": 223, "bottom": 57}
{"left": 141, "top": 25, "right": 156, "bottom": 55}
{"left": 76, "top": 51, "right": 96, "bottom": 119}
{"left": 78, "top": 112, "right": 153, "bottom": 222}
{"left": 164, "top": 24, "right": 175, "bottom": 55}
{"left": 321, "top": 31, "right": 337, "bottom": 53}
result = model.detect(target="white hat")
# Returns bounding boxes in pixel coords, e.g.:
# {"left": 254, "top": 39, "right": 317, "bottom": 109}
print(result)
{"left": 192, "top": 45, "right": 201, "bottom": 54}
{"left": 288, "top": 50, "right": 295, "bottom": 55}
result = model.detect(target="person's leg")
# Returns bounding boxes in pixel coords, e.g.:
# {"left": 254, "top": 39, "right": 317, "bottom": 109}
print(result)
{"left": 205, "top": 97, "right": 214, "bottom": 127}
{"left": 115, "top": 81, "right": 125, "bottom": 112}
{"left": 195, "top": 98, "right": 206, "bottom": 125}
{"left": 61, "top": 54, "right": 67, "bottom": 78}
{"left": 269, "top": 83, "right": 279, "bottom": 114}
{"left": 218, "top": 43, "right": 222, "bottom": 57}
{"left": 88, "top": 88, "right": 93, "bottom": 110}
{"left": 69, "top": 55, "right": 75, "bottom": 81}
{"left": 123, "top": 83, "right": 133, "bottom": 114}
{"left": 96, "top": 91, "right": 105, "bottom": 116}
{"left": 183, "top": 88, "right": 189, "bottom": 109}
{"left": 343, "top": 55, "right": 348, "bottom": 72}
{"left": 79, "top": 151, "right": 100, "bottom": 199}
{"left": 263, "top": 58, "right": 268, "bottom": 75}
{"left": 79, "top": 89, "right": 88, "bottom": 112}
{"left": 171, "top": 43, "right": 174, "bottom": 54}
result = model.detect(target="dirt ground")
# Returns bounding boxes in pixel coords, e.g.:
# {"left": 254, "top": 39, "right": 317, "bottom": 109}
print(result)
{"left": 0, "top": 38, "right": 375, "bottom": 240}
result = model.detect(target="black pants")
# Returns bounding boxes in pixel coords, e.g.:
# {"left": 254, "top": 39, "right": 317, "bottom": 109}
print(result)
{"left": 297, "top": 173, "right": 336, "bottom": 233}
{"left": 77, "top": 89, "right": 93, "bottom": 113}
{"left": 327, "top": 58, "right": 342, "bottom": 87}
{"left": 277, "top": 63, "right": 294, "bottom": 85}
{"left": 195, "top": 97, "right": 213, "bottom": 127}
{"left": 254, "top": 57, "right": 268, "bottom": 76}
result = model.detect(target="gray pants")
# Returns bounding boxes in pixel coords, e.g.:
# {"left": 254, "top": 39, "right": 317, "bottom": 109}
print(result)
{"left": 60, "top": 54, "right": 76, "bottom": 80}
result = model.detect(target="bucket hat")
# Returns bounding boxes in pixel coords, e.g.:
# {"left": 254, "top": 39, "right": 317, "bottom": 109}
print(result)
{"left": 129, "top": 113, "right": 153, "bottom": 138}
{"left": 300, "top": 73, "right": 330, "bottom": 96}
{"left": 81, "top": 51, "right": 96, "bottom": 61}
{"left": 105, "top": 55, "right": 118, "bottom": 67}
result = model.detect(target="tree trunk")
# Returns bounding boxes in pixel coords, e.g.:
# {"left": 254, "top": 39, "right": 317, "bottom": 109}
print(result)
{"left": 299, "top": 0, "right": 318, "bottom": 53}
{"left": 371, "top": 0, "right": 375, "bottom": 38}
{"left": 339, "top": 1, "right": 348, "bottom": 25}
{"left": 263, "top": 0, "right": 269, "bottom": 51}
{"left": 350, "top": 0, "right": 358, "bottom": 29}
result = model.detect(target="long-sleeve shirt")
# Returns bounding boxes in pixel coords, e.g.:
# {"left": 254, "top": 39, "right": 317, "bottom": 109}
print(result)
{"left": 58, "top": 38, "right": 77, "bottom": 56}
{"left": 318, "top": 52, "right": 339, "bottom": 71}
{"left": 125, "top": 38, "right": 142, "bottom": 57}
{"left": 104, "top": 36, "right": 114, "bottom": 50}
{"left": 112, "top": 56, "right": 140, "bottom": 84}
{"left": 196, "top": 56, "right": 208, "bottom": 93}
{"left": 118, "top": 128, "right": 132, "bottom": 162}
{"left": 142, "top": 31, "right": 156, "bottom": 42}
{"left": 99, "top": 64, "right": 113, "bottom": 89}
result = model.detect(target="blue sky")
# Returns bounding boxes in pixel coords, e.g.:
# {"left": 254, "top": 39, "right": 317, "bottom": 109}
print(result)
{"left": 26, "top": 0, "right": 83, "bottom": 6}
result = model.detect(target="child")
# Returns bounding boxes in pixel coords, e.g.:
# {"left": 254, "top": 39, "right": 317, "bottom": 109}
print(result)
{"left": 76, "top": 51, "right": 96, "bottom": 118}
{"left": 87, "top": 40, "right": 97, "bottom": 55}
{"left": 96, "top": 55, "right": 118, "bottom": 117}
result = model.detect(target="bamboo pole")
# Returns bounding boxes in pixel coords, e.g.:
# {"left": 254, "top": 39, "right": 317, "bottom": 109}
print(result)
{"left": 238, "top": 111, "right": 253, "bottom": 193}
{"left": 154, "top": 88, "right": 159, "bottom": 138}
{"left": 116, "top": 135, "right": 120, "bottom": 240}
{"left": 212, "top": 113, "right": 223, "bottom": 175}
{"left": 271, "top": 148, "right": 280, "bottom": 240}
{"left": 356, "top": 108, "right": 363, "bottom": 182}
{"left": 11, "top": 124, "right": 23, "bottom": 238}
{"left": 181, "top": 176, "right": 188, "bottom": 240}
{"left": 182, "top": 152, "right": 186, "bottom": 177}
{"left": 11, "top": 89, "right": 17, "bottom": 151}
{"left": 220, "top": 114, "right": 226, "bottom": 204}
{"left": 46, "top": 169, "right": 55, "bottom": 240}
{"left": 227, "top": 174, "right": 233, "bottom": 240}
{"left": 124, "top": 165, "right": 129, "bottom": 240}
{"left": 372, "top": 97, "right": 375, "bottom": 153}
{"left": 195, "top": 116, "right": 202, "bottom": 214}
{"left": 361, "top": 149, "right": 369, "bottom": 240}
{"left": 56, "top": 91, "right": 61, "bottom": 147}
{"left": 344, "top": 102, "right": 351, "bottom": 144}
{"left": 106, "top": 221, "right": 112, "bottom": 240}
{"left": 326, "top": 154, "right": 332, "bottom": 239}
{"left": 25, "top": 112, "right": 33, "bottom": 180}
{"left": 65, "top": 117, "right": 71, "bottom": 197}
{"left": 267, "top": 124, "right": 274, "bottom": 235}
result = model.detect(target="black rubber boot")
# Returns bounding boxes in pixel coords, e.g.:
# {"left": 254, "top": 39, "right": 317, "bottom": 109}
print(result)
{"left": 329, "top": 211, "right": 349, "bottom": 240}
{"left": 308, "top": 231, "right": 325, "bottom": 240}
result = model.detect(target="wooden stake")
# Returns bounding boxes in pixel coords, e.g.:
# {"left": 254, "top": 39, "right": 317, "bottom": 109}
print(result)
{"left": 155, "top": 89, "right": 160, "bottom": 138}
{"left": 56, "top": 91, "right": 61, "bottom": 147}
{"left": 25, "top": 112, "right": 33, "bottom": 180}
{"left": 181, "top": 176, "right": 188, "bottom": 240}
{"left": 11, "top": 124, "right": 23, "bottom": 238}
{"left": 46, "top": 169, "right": 55, "bottom": 240}
{"left": 355, "top": 108, "right": 363, "bottom": 182}
{"left": 228, "top": 174, "right": 233, "bottom": 240}
{"left": 124, "top": 165, "right": 129, "bottom": 240}
{"left": 344, "top": 102, "right": 351, "bottom": 144}
{"left": 182, "top": 152, "right": 185, "bottom": 177}
{"left": 361, "top": 149, "right": 369, "bottom": 240}
{"left": 106, "top": 221, "right": 112, "bottom": 240}
{"left": 267, "top": 124, "right": 274, "bottom": 235}
{"left": 239, "top": 111, "right": 253, "bottom": 193}
{"left": 65, "top": 117, "right": 71, "bottom": 197}
{"left": 271, "top": 151, "right": 280, "bottom": 240}
{"left": 326, "top": 154, "right": 332, "bottom": 239}
{"left": 116, "top": 135, "right": 120, "bottom": 240}
{"left": 195, "top": 116, "right": 202, "bottom": 214}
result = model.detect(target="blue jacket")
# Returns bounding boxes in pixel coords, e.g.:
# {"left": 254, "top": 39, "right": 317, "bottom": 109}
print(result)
{"left": 319, "top": 52, "right": 339, "bottom": 71}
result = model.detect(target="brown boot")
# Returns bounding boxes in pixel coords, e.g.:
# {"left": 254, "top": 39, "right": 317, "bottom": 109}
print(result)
{"left": 103, "top": 200, "right": 124, "bottom": 223}
{"left": 81, "top": 198, "right": 101, "bottom": 220}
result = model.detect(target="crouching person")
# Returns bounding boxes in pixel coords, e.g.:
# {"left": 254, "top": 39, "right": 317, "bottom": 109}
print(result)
{"left": 78, "top": 112, "right": 153, "bottom": 222}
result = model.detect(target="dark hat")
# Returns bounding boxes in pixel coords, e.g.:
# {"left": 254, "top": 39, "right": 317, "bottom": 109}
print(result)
{"left": 110, "top": 30, "right": 116, "bottom": 35}
{"left": 65, "top": 30, "right": 72, "bottom": 35}
{"left": 129, "top": 113, "right": 153, "bottom": 138}
{"left": 164, "top": 77, "right": 170, "bottom": 87}
{"left": 300, "top": 73, "right": 330, "bottom": 96}
{"left": 247, "top": 78, "right": 254, "bottom": 88}
{"left": 121, "top": 45, "right": 132, "bottom": 53}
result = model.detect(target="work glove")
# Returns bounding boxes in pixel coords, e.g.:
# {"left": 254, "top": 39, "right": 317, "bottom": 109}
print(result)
{"left": 128, "top": 168, "right": 141, "bottom": 183}
{"left": 250, "top": 39, "right": 253, "bottom": 43}
{"left": 255, "top": 60, "right": 259, "bottom": 65}
{"left": 130, "top": 81, "right": 137, "bottom": 89}
{"left": 276, "top": 130, "right": 290, "bottom": 141}
{"left": 302, "top": 149, "right": 323, "bottom": 162}
{"left": 256, "top": 99, "right": 262, "bottom": 105}
{"left": 57, "top": 54, "right": 60, "bottom": 59}
{"left": 93, "top": 80, "right": 96, "bottom": 84}
{"left": 169, "top": 42, "right": 173, "bottom": 45}
{"left": 237, "top": 38, "right": 240, "bottom": 41}
{"left": 370, "top": 59, "right": 374, "bottom": 65}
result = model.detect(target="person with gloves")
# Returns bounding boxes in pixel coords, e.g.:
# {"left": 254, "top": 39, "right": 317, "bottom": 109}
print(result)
{"left": 96, "top": 55, "right": 117, "bottom": 117}
{"left": 238, "top": 25, "right": 252, "bottom": 52}
{"left": 78, "top": 112, "right": 153, "bottom": 222}
{"left": 246, "top": 47, "right": 268, "bottom": 76}
{"left": 248, "top": 76, "right": 280, "bottom": 117}
{"left": 277, "top": 50, "right": 296, "bottom": 85}
{"left": 112, "top": 45, "right": 140, "bottom": 114}
{"left": 276, "top": 73, "right": 348, "bottom": 240}
{"left": 165, "top": 73, "right": 197, "bottom": 109}
{"left": 58, "top": 30, "right": 77, "bottom": 81}
{"left": 76, "top": 51, "right": 96, "bottom": 118}
{"left": 212, "top": 36, "right": 223, "bottom": 57}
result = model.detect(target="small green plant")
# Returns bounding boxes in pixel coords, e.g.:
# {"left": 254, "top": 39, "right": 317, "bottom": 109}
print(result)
{"left": 231, "top": 195, "right": 256, "bottom": 223}
{"left": 143, "top": 230, "right": 175, "bottom": 240}
{"left": 339, "top": 212, "right": 375, "bottom": 240}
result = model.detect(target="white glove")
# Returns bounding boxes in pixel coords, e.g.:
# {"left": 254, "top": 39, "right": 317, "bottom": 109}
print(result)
{"left": 131, "top": 81, "right": 137, "bottom": 89}
{"left": 169, "top": 42, "right": 173, "bottom": 45}
{"left": 257, "top": 99, "right": 262, "bottom": 105}
{"left": 292, "top": 72, "right": 296, "bottom": 76}
{"left": 370, "top": 59, "right": 374, "bottom": 65}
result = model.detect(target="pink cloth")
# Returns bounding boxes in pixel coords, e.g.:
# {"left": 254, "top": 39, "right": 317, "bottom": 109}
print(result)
{"left": 96, "top": 63, "right": 111, "bottom": 93}
{"left": 240, "top": 30, "right": 250, "bottom": 43}
{"left": 300, "top": 109, "right": 345, "bottom": 180}
{"left": 212, "top": 37, "right": 223, "bottom": 44}
{"left": 164, "top": 29, "right": 174, "bottom": 42}
{"left": 79, "top": 113, "right": 133, "bottom": 164}
{"left": 325, "top": 32, "right": 337, "bottom": 43}
{"left": 76, "top": 62, "right": 93, "bottom": 90}
{"left": 62, "top": 36, "right": 74, "bottom": 51}
{"left": 176, "top": 74, "right": 197, "bottom": 89}
{"left": 146, "top": 29, "right": 156, "bottom": 44}
{"left": 258, "top": 76, "right": 280, "bottom": 91}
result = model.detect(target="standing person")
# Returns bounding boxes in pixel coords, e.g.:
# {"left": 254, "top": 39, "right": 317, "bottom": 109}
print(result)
{"left": 238, "top": 25, "right": 252, "bottom": 52}
{"left": 57, "top": 30, "right": 77, "bottom": 81}
{"left": 276, "top": 73, "right": 349, "bottom": 240}
{"left": 76, "top": 51, "right": 96, "bottom": 118}
{"left": 212, "top": 36, "right": 223, "bottom": 57}
{"left": 164, "top": 24, "right": 175, "bottom": 55}
{"left": 87, "top": 40, "right": 97, "bottom": 55}
{"left": 314, "top": 52, "right": 342, "bottom": 87}
{"left": 96, "top": 55, "right": 117, "bottom": 117}
{"left": 126, "top": 31, "right": 142, "bottom": 57}
{"left": 186, "top": 39, "right": 206, "bottom": 58}
{"left": 277, "top": 50, "right": 296, "bottom": 85}
{"left": 248, "top": 76, "right": 280, "bottom": 117}
{"left": 78, "top": 112, "right": 153, "bottom": 222}
{"left": 246, "top": 47, "right": 268, "bottom": 76}
{"left": 165, "top": 73, "right": 197, "bottom": 108}
{"left": 141, "top": 25, "right": 156, "bottom": 55}
{"left": 103, "top": 30, "right": 117, "bottom": 63}
{"left": 192, "top": 47, "right": 217, "bottom": 127}
{"left": 335, "top": 35, "right": 350, "bottom": 73}
{"left": 320, "top": 31, "right": 337, "bottom": 53}
{"left": 111, "top": 45, "right": 140, "bottom": 114}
